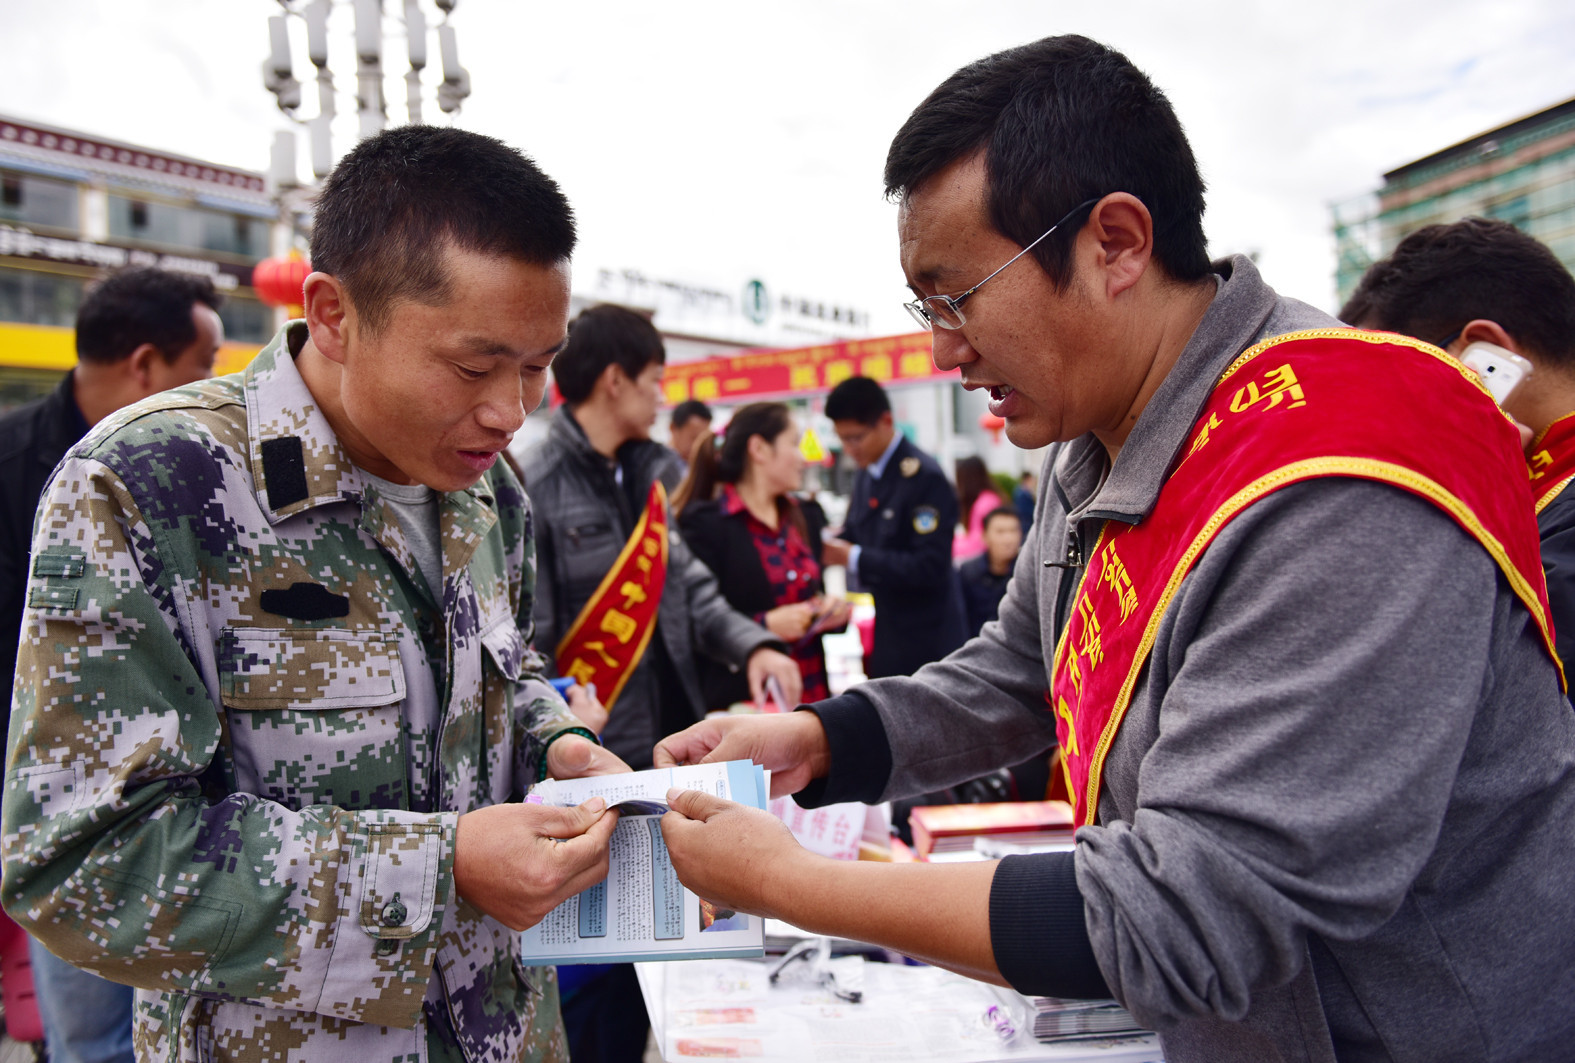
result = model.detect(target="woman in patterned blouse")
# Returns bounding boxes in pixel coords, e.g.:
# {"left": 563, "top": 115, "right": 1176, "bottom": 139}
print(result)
{"left": 673, "top": 403, "right": 853, "bottom": 706}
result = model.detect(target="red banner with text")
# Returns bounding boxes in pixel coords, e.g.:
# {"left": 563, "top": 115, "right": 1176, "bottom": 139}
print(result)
{"left": 549, "top": 332, "right": 954, "bottom": 407}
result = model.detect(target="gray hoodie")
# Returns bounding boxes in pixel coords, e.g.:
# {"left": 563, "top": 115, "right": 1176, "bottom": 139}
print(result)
{"left": 803, "top": 257, "right": 1575, "bottom": 1062}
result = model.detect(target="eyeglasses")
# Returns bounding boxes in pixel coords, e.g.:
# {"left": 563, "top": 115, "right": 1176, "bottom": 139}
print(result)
{"left": 903, "top": 197, "right": 1102, "bottom": 331}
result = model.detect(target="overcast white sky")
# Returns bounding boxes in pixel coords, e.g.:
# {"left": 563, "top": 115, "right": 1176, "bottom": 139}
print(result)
{"left": 3, "top": 0, "right": 1574, "bottom": 337}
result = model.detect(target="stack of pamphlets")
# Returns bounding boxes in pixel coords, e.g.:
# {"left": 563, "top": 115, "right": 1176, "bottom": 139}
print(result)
{"left": 1023, "top": 997, "right": 1148, "bottom": 1042}
{"left": 518, "top": 760, "right": 768, "bottom": 964}
{"left": 987, "top": 985, "right": 1152, "bottom": 1047}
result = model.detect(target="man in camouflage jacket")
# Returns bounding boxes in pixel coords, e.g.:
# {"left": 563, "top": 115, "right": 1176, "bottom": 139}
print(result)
{"left": 4, "top": 128, "right": 622, "bottom": 1062}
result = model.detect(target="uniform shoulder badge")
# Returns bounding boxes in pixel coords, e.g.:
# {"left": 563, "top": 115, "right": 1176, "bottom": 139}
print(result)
{"left": 913, "top": 505, "right": 940, "bottom": 534}
{"left": 900, "top": 456, "right": 921, "bottom": 478}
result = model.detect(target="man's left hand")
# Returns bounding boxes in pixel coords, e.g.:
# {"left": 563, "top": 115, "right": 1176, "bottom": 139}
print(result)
{"left": 546, "top": 734, "right": 632, "bottom": 779}
{"left": 660, "top": 788, "right": 810, "bottom": 918}
{"left": 747, "top": 647, "right": 803, "bottom": 707}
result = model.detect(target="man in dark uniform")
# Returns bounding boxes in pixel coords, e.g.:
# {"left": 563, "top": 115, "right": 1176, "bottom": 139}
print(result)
{"left": 821, "top": 376, "right": 967, "bottom": 677}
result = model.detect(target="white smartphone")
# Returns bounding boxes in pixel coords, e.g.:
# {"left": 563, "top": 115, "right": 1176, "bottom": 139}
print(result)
{"left": 1459, "top": 341, "right": 1532, "bottom": 405}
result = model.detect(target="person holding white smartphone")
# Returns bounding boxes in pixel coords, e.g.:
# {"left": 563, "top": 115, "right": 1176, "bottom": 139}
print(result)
{"left": 1343, "top": 216, "right": 1575, "bottom": 671}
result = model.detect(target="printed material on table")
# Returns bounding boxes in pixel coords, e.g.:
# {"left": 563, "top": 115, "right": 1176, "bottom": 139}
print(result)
{"left": 636, "top": 955, "right": 1163, "bottom": 1062}
{"left": 519, "top": 761, "right": 768, "bottom": 964}
{"left": 768, "top": 797, "right": 891, "bottom": 861}
{"left": 910, "top": 800, "right": 1075, "bottom": 861}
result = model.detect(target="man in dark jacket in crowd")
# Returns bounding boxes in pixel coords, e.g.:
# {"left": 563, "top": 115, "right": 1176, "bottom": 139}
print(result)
{"left": 521, "top": 304, "right": 800, "bottom": 768}
{"left": 820, "top": 375, "right": 967, "bottom": 677}
{"left": 0, "top": 265, "right": 222, "bottom": 1063}
{"left": 1343, "top": 217, "right": 1575, "bottom": 671}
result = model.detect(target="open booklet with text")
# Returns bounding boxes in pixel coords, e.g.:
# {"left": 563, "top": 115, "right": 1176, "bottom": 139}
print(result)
{"left": 519, "top": 760, "right": 769, "bottom": 964}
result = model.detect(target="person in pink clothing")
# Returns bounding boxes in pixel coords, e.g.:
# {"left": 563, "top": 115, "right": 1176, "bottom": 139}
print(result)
{"left": 952, "top": 455, "right": 1003, "bottom": 560}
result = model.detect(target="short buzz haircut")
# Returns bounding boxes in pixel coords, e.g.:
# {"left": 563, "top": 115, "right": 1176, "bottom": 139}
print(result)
{"left": 670, "top": 399, "right": 713, "bottom": 429}
{"left": 553, "top": 304, "right": 666, "bottom": 406}
{"left": 1340, "top": 218, "right": 1575, "bottom": 369}
{"left": 310, "top": 125, "right": 576, "bottom": 335}
{"left": 982, "top": 505, "right": 1021, "bottom": 533}
{"left": 75, "top": 267, "right": 221, "bottom": 365}
{"left": 884, "top": 35, "right": 1210, "bottom": 291}
{"left": 824, "top": 376, "right": 891, "bottom": 426}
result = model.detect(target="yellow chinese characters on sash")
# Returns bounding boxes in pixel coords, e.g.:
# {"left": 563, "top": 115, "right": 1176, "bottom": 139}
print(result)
{"left": 1528, "top": 411, "right": 1575, "bottom": 516}
{"left": 1050, "top": 329, "right": 1563, "bottom": 829}
{"left": 556, "top": 482, "right": 670, "bottom": 710}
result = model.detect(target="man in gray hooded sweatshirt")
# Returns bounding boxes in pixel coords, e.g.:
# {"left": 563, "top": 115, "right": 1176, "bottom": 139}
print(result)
{"left": 653, "top": 34, "right": 1575, "bottom": 1063}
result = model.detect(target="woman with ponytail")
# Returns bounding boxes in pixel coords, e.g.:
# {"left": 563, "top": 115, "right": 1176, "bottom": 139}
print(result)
{"left": 674, "top": 402, "right": 852, "bottom": 707}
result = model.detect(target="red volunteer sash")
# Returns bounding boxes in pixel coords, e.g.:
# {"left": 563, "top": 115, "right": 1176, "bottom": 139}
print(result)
{"left": 1050, "top": 329, "right": 1562, "bottom": 828}
{"left": 556, "top": 482, "right": 669, "bottom": 710}
{"left": 1528, "top": 412, "right": 1575, "bottom": 516}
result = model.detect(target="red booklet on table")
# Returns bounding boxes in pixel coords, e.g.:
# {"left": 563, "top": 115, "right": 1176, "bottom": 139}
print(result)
{"left": 909, "top": 800, "right": 1075, "bottom": 859}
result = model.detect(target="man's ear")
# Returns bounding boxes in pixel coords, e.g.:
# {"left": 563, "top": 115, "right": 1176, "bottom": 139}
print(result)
{"left": 303, "top": 272, "right": 351, "bottom": 365}
{"left": 124, "top": 343, "right": 163, "bottom": 393}
{"left": 1082, "top": 193, "right": 1154, "bottom": 300}
{"left": 597, "top": 362, "right": 627, "bottom": 400}
{"left": 1457, "top": 318, "right": 1522, "bottom": 355}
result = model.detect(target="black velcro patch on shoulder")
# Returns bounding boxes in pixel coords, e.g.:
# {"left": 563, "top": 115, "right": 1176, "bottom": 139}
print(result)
{"left": 260, "top": 436, "right": 309, "bottom": 510}
{"left": 260, "top": 582, "right": 350, "bottom": 621}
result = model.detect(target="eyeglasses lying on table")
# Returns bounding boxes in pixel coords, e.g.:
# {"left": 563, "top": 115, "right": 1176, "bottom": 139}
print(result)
{"left": 767, "top": 935, "right": 863, "bottom": 1004}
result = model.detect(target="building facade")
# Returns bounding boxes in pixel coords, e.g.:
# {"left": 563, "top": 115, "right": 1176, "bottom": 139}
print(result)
{"left": 1333, "top": 97, "right": 1575, "bottom": 309}
{"left": 0, "top": 113, "right": 281, "bottom": 413}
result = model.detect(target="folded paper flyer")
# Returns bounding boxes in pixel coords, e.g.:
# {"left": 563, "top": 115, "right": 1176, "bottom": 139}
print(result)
{"left": 519, "top": 760, "right": 769, "bottom": 964}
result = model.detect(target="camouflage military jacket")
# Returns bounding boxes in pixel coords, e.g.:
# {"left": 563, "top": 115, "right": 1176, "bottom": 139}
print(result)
{"left": 4, "top": 324, "right": 581, "bottom": 1063}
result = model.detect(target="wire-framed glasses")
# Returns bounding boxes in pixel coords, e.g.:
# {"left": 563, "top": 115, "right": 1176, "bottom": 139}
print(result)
{"left": 903, "top": 197, "right": 1101, "bottom": 331}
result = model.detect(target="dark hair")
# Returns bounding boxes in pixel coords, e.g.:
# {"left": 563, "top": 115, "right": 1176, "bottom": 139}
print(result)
{"left": 310, "top": 125, "right": 576, "bottom": 335}
{"left": 75, "top": 267, "right": 221, "bottom": 364}
{"left": 1340, "top": 218, "right": 1575, "bottom": 368}
{"left": 982, "top": 505, "right": 1021, "bottom": 533}
{"left": 670, "top": 399, "right": 713, "bottom": 429}
{"left": 824, "top": 376, "right": 891, "bottom": 425}
{"left": 673, "top": 402, "right": 807, "bottom": 539}
{"left": 954, "top": 456, "right": 998, "bottom": 520}
{"left": 553, "top": 304, "right": 666, "bottom": 406}
{"left": 884, "top": 35, "right": 1209, "bottom": 290}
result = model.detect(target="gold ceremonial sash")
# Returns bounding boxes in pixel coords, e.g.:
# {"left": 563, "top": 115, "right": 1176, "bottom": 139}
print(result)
{"left": 556, "top": 482, "right": 669, "bottom": 710}
{"left": 1529, "top": 411, "right": 1575, "bottom": 516}
{"left": 1050, "top": 329, "right": 1562, "bottom": 829}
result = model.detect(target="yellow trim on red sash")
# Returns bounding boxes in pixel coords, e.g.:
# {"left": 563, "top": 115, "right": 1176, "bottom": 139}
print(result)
{"left": 1535, "top": 475, "right": 1575, "bottom": 516}
{"left": 555, "top": 482, "right": 670, "bottom": 710}
{"left": 1527, "top": 413, "right": 1575, "bottom": 516}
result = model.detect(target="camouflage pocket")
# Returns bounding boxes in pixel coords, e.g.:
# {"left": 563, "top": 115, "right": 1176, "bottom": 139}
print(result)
{"left": 479, "top": 618, "right": 525, "bottom": 682}
{"left": 217, "top": 627, "right": 409, "bottom": 810}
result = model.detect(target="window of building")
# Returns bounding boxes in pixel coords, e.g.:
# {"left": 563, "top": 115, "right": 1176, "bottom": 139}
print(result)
{"left": 217, "top": 294, "right": 275, "bottom": 344}
{"left": 0, "top": 267, "right": 87, "bottom": 328}
{"left": 107, "top": 195, "right": 268, "bottom": 258}
{"left": 0, "top": 170, "right": 79, "bottom": 231}
{"left": 1489, "top": 195, "right": 1532, "bottom": 231}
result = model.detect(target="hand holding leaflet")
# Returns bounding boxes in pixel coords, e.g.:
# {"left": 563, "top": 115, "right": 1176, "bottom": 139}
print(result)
{"left": 520, "top": 761, "right": 769, "bottom": 964}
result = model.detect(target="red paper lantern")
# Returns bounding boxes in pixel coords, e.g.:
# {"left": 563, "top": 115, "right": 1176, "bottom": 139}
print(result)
{"left": 978, "top": 409, "right": 1006, "bottom": 443}
{"left": 251, "top": 256, "right": 312, "bottom": 309}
